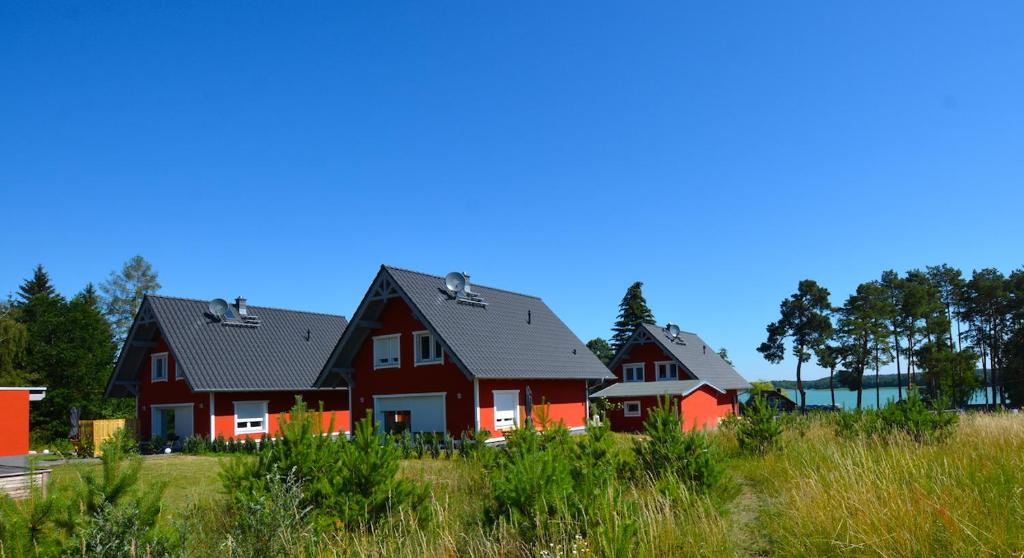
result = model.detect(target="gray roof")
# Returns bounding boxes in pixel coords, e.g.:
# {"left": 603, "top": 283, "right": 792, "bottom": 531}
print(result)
{"left": 589, "top": 379, "right": 718, "bottom": 399}
{"left": 107, "top": 295, "right": 347, "bottom": 395}
{"left": 611, "top": 323, "right": 752, "bottom": 390}
{"left": 317, "top": 266, "right": 615, "bottom": 384}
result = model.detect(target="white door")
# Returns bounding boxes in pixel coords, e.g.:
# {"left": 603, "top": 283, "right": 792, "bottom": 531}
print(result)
{"left": 493, "top": 390, "right": 519, "bottom": 431}
{"left": 374, "top": 393, "right": 446, "bottom": 434}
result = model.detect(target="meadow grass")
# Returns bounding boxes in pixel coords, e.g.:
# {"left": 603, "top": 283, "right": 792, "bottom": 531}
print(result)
{"left": 28, "top": 413, "right": 1024, "bottom": 557}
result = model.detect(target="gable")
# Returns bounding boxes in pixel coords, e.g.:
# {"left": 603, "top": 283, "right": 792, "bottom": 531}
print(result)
{"left": 316, "top": 266, "right": 615, "bottom": 386}
{"left": 107, "top": 296, "right": 348, "bottom": 396}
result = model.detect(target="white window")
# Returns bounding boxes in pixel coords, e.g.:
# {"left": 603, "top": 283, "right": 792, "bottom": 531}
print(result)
{"left": 151, "top": 353, "right": 168, "bottom": 382}
{"left": 413, "top": 331, "right": 443, "bottom": 365}
{"left": 624, "top": 401, "right": 642, "bottom": 417}
{"left": 493, "top": 390, "right": 520, "bottom": 431}
{"left": 176, "top": 362, "right": 186, "bottom": 382}
{"left": 373, "top": 334, "right": 401, "bottom": 369}
{"left": 623, "top": 363, "right": 645, "bottom": 382}
{"left": 234, "top": 401, "right": 268, "bottom": 435}
{"left": 656, "top": 361, "right": 679, "bottom": 381}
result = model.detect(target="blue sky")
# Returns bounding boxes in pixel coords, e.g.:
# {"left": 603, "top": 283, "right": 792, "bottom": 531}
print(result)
{"left": 2, "top": 2, "right": 1022, "bottom": 381}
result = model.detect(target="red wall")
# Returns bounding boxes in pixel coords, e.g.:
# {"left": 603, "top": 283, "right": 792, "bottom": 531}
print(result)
{"left": 350, "top": 297, "right": 475, "bottom": 435}
{"left": 136, "top": 333, "right": 349, "bottom": 441}
{"left": 603, "top": 387, "right": 739, "bottom": 433}
{"left": 613, "top": 341, "right": 697, "bottom": 382}
{"left": 0, "top": 390, "right": 30, "bottom": 457}
{"left": 478, "top": 378, "right": 588, "bottom": 435}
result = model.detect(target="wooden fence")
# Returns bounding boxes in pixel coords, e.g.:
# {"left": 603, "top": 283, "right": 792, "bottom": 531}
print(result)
{"left": 79, "top": 418, "right": 137, "bottom": 456}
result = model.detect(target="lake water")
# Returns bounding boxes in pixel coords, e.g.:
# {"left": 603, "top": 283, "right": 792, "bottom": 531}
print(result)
{"left": 790, "top": 387, "right": 991, "bottom": 410}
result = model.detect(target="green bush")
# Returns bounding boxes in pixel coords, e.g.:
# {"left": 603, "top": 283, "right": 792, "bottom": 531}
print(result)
{"left": 221, "top": 400, "right": 428, "bottom": 531}
{"left": 736, "top": 396, "right": 783, "bottom": 454}
{"left": 879, "top": 389, "right": 958, "bottom": 442}
{"left": 633, "top": 395, "right": 724, "bottom": 492}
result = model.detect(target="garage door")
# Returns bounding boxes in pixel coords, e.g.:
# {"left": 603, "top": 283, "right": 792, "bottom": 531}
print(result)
{"left": 373, "top": 393, "right": 446, "bottom": 435}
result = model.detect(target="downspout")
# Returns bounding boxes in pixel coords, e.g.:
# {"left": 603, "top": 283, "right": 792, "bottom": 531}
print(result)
{"left": 209, "top": 393, "right": 215, "bottom": 442}
{"left": 473, "top": 378, "right": 480, "bottom": 432}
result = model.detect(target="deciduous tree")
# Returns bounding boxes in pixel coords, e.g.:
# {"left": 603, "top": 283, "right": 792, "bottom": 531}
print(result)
{"left": 100, "top": 255, "right": 161, "bottom": 344}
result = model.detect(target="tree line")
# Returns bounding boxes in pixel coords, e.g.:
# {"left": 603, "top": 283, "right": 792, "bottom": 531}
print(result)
{"left": 758, "top": 264, "right": 1024, "bottom": 411}
{"left": 0, "top": 256, "right": 160, "bottom": 441}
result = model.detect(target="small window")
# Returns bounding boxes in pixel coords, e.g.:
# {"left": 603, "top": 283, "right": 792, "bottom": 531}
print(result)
{"left": 623, "top": 363, "right": 645, "bottom": 382}
{"left": 413, "top": 331, "right": 443, "bottom": 365}
{"left": 234, "top": 401, "right": 268, "bottom": 434}
{"left": 176, "top": 362, "right": 186, "bottom": 382}
{"left": 624, "top": 401, "right": 642, "bottom": 417}
{"left": 656, "top": 362, "right": 678, "bottom": 381}
{"left": 373, "top": 334, "right": 401, "bottom": 369}
{"left": 151, "top": 353, "right": 168, "bottom": 382}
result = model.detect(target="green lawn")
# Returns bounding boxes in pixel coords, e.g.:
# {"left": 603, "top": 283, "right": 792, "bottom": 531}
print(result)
{"left": 49, "top": 454, "right": 234, "bottom": 512}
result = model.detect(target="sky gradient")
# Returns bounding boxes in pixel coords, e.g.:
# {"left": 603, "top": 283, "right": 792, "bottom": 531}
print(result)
{"left": 2, "top": 2, "right": 1022, "bottom": 381}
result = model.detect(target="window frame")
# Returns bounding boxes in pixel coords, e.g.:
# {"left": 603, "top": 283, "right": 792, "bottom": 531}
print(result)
{"left": 623, "top": 401, "right": 642, "bottom": 417}
{"left": 655, "top": 361, "right": 679, "bottom": 381}
{"left": 233, "top": 400, "right": 269, "bottom": 435}
{"left": 622, "top": 362, "right": 645, "bottom": 383}
{"left": 372, "top": 333, "right": 402, "bottom": 370}
{"left": 151, "top": 352, "right": 168, "bottom": 383}
{"left": 492, "top": 389, "right": 521, "bottom": 432}
{"left": 175, "top": 361, "right": 186, "bottom": 382}
{"left": 412, "top": 330, "right": 444, "bottom": 366}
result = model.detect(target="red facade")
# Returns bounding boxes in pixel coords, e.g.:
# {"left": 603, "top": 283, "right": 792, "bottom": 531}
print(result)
{"left": 348, "top": 297, "right": 589, "bottom": 439}
{"left": 0, "top": 389, "right": 31, "bottom": 457}
{"left": 136, "top": 333, "right": 349, "bottom": 441}
{"left": 602, "top": 340, "right": 739, "bottom": 432}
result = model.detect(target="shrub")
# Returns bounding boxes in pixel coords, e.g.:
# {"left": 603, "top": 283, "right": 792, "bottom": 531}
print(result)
{"left": 489, "top": 422, "right": 575, "bottom": 538}
{"left": 736, "top": 396, "right": 783, "bottom": 454}
{"left": 221, "top": 400, "right": 428, "bottom": 531}
{"left": 879, "top": 389, "right": 958, "bottom": 442}
{"left": 633, "top": 395, "right": 723, "bottom": 492}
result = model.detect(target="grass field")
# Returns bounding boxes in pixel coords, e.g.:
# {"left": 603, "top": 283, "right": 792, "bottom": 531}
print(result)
{"left": 34, "top": 413, "right": 1024, "bottom": 557}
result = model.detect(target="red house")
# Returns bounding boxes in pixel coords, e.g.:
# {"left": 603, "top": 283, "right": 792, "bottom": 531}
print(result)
{"left": 590, "top": 323, "right": 750, "bottom": 431}
{"left": 0, "top": 387, "right": 46, "bottom": 459}
{"left": 314, "top": 266, "right": 614, "bottom": 440}
{"left": 105, "top": 295, "right": 349, "bottom": 443}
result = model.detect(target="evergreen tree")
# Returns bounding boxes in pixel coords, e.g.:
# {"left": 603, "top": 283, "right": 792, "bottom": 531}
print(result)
{"left": 100, "top": 255, "right": 161, "bottom": 343}
{"left": 757, "top": 279, "right": 833, "bottom": 412}
{"left": 76, "top": 282, "right": 101, "bottom": 310}
{"left": 16, "top": 264, "right": 57, "bottom": 304}
{"left": 1004, "top": 268, "right": 1024, "bottom": 406}
{"left": 0, "top": 300, "right": 30, "bottom": 385}
{"left": 880, "top": 270, "right": 906, "bottom": 401}
{"left": 835, "top": 281, "right": 891, "bottom": 410}
{"left": 586, "top": 338, "right": 614, "bottom": 365}
{"left": 927, "top": 264, "right": 966, "bottom": 350}
{"left": 814, "top": 343, "right": 840, "bottom": 408}
{"left": 20, "top": 292, "right": 122, "bottom": 440}
{"left": 961, "top": 268, "right": 1009, "bottom": 407}
{"left": 610, "top": 281, "right": 655, "bottom": 350}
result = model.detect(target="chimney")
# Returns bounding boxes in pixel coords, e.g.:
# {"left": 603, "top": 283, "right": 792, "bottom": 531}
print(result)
{"left": 235, "top": 296, "right": 248, "bottom": 316}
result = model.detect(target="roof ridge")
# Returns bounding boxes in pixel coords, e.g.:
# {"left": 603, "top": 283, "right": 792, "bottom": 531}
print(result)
{"left": 145, "top": 294, "right": 347, "bottom": 319}
{"left": 382, "top": 265, "right": 543, "bottom": 300}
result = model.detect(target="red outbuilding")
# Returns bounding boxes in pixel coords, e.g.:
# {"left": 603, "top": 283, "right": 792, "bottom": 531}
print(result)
{"left": 314, "top": 266, "right": 615, "bottom": 441}
{"left": 0, "top": 387, "right": 46, "bottom": 458}
{"left": 590, "top": 323, "right": 750, "bottom": 431}
{"left": 105, "top": 296, "right": 349, "bottom": 443}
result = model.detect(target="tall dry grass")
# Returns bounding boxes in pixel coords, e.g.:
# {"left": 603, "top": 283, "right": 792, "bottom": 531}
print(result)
{"left": 744, "top": 413, "right": 1024, "bottom": 557}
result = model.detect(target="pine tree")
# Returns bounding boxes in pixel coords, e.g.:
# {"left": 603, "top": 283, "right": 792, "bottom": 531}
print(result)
{"left": 16, "top": 264, "right": 57, "bottom": 304}
{"left": 757, "top": 279, "right": 833, "bottom": 412}
{"left": 611, "top": 282, "right": 655, "bottom": 350}
{"left": 76, "top": 282, "right": 101, "bottom": 310}
{"left": 100, "top": 255, "right": 161, "bottom": 343}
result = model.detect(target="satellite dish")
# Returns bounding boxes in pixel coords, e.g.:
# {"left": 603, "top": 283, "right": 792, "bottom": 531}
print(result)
{"left": 208, "top": 298, "right": 229, "bottom": 320}
{"left": 445, "top": 272, "right": 466, "bottom": 294}
{"left": 666, "top": 323, "right": 681, "bottom": 339}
